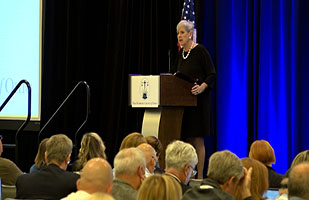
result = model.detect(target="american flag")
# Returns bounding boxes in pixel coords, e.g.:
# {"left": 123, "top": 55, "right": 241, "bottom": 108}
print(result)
{"left": 181, "top": 0, "right": 196, "bottom": 42}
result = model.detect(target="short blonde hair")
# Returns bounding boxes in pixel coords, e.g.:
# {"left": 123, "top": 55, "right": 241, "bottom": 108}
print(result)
{"left": 234, "top": 158, "right": 268, "bottom": 200}
{"left": 137, "top": 174, "right": 182, "bottom": 200}
{"left": 77, "top": 132, "right": 107, "bottom": 170}
{"left": 119, "top": 132, "right": 147, "bottom": 150}
{"left": 249, "top": 140, "right": 276, "bottom": 165}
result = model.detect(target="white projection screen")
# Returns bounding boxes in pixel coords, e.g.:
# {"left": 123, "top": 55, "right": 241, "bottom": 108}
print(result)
{"left": 0, "top": 0, "right": 42, "bottom": 121}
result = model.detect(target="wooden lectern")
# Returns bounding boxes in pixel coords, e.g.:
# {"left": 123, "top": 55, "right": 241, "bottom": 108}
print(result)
{"left": 129, "top": 74, "right": 197, "bottom": 168}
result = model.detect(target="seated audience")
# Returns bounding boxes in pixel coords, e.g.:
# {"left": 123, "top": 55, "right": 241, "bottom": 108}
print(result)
{"left": 164, "top": 140, "right": 198, "bottom": 194}
{"left": 145, "top": 135, "right": 164, "bottom": 173}
{"left": 249, "top": 140, "right": 283, "bottom": 188}
{"left": 119, "top": 132, "right": 147, "bottom": 150}
{"left": 137, "top": 143, "right": 157, "bottom": 177}
{"left": 277, "top": 150, "right": 309, "bottom": 200}
{"left": 0, "top": 134, "right": 23, "bottom": 185}
{"left": 29, "top": 138, "right": 49, "bottom": 173}
{"left": 137, "top": 174, "right": 182, "bottom": 200}
{"left": 284, "top": 150, "right": 309, "bottom": 177}
{"left": 16, "top": 134, "right": 80, "bottom": 200}
{"left": 183, "top": 150, "right": 253, "bottom": 200}
{"left": 234, "top": 158, "right": 268, "bottom": 200}
{"left": 62, "top": 158, "right": 113, "bottom": 200}
{"left": 71, "top": 132, "right": 107, "bottom": 171}
{"left": 86, "top": 192, "right": 115, "bottom": 200}
{"left": 112, "top": 147, "right": 146, "bottom": 200}
{"left": 288, "top": 162, "right": 309, "bottom": 200}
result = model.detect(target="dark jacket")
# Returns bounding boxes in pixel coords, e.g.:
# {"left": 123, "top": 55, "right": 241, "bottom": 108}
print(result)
{"left": 16, "top": 164, "right": 80, "bottom": 200}
{"left": 183, "top": 178, "right": 254, "bottom": 200}
{"left": 165, "top": 173, "right": 191, "bottom": 194}
{"left": 267, "top": 166, "right": 284, "bottom": 189}
{"left": 183, "top": 178, "right": 235, "bottom": 200}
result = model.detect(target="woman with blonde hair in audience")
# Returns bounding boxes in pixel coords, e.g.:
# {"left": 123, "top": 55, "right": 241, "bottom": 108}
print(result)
{"left": 119, "top": 132, "right": 147, "bottom": 150}
{"left": 249, "top": 140, "right": 283, "bottom": 188}
{"left": 30, "top": 138, "right": 49, "bottom": 173}
{"left": 234, "top": 158, "right": 269, "bottom": 200}
{"left": 137, "top": 174, "right": 182, "bottom": 200}
{"left": 72, "top": 132, "right": 107, "bottom": 171}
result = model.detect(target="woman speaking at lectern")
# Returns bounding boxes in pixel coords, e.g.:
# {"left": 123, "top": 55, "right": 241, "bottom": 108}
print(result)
{"left": 171, "top": 20, "right": 216, "bottom": 179}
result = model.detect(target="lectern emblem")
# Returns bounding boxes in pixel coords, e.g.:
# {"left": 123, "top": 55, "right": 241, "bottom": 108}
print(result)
{"left": 140, "top": 78, "right": 150, "bottom": 99}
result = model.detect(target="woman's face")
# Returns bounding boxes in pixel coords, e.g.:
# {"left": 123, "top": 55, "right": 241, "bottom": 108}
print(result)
{"left": 177, "top": 26, "right": 191, "bottom": 47}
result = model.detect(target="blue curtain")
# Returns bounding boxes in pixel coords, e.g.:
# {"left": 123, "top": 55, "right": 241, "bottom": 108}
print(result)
{"left": 202, "top": 0, "right": 309, "bottom": 173}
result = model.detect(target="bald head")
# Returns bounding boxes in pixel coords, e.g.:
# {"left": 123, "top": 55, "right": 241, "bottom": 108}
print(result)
{"left": 78, "top": 158, "right": 113, "bottom": 194}
{"left": 137, "top": 143, "right": 156, "bottom": 173}
{"left": 289, "top": 162, "right": 309, "bottom": 199}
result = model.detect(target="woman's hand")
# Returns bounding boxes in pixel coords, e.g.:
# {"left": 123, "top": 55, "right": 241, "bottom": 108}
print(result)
{"left": 191, "top": 82, "right": 208, "bottom": 95}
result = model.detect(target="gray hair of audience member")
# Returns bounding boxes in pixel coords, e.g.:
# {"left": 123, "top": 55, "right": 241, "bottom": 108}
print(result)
{"left": 207, "top": 150, "right": 244, "bottom": 184}
{"left": 114, "top": 147, "right": 146, "bottom": 176}
{"left": 165, "top": 140, "right": 198, "bottom": 171}
{"left": 288, "top": 162, "right": 309, "bottom": 199}
{"left": 176, "top": 20, "right": 194, "bottom": 33}
{"left": 46, "top": 134, "right": 73, "bottom": 163}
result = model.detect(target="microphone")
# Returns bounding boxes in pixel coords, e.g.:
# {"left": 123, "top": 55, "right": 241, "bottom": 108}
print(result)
{"left": 168, "top": 49, "right": 171, "bottom": 73}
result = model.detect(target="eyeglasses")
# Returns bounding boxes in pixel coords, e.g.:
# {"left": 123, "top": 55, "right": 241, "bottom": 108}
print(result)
{"left": 0, "top": 135, "right": 2, "bottom": 140}
{"left": 189, "top": 165, "right": 197, "bottom": 177}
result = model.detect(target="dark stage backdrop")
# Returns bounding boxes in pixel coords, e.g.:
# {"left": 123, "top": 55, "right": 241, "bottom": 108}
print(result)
{"left": 7, "top": 0, "right": 308, "bottom": 174}
{"left": 40, "top": 0, "right": 203, "bottom": 169}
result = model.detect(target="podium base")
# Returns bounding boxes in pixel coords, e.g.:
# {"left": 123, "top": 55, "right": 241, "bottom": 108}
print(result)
{"left": 141, "top": 107, "right": 184, "bottom": 169}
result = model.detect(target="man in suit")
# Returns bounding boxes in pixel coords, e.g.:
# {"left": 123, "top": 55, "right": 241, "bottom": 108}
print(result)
{"left": 164, "top": 140, "right": 198, "bottom": 194}
{"left": 61, "top": 158, "right": 113, "bottom": 200}
{"left": 182, "top": 150, "right": 253, "bottom": 200}
{"left": 16, "top": 134, "right": 80, "bottom": 200}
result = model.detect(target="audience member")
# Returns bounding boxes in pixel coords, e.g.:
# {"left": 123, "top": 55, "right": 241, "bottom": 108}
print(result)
{"left": 234, "top": 158, "right": 268, "bottom": 200}
{"left": 288, "top": 162, "right": 309, "bottom": 200}
{"left": 137, "top": 143, "right": 157, "bottom": 177}
{"left": 62, "top": 158, "right": 113, "bottom": 200}
{"left": 85, "top": 192, "right": 115, "bottom": 200}
{"left": 112, "top": 147, "right": 146, "bottom": 200}
{"left": 71, "top": 132, "right": 107, "bottom": 171}
{"left": 29, "top": 138, "right": 49, "bottom": 173}
{"left": 119, "top": 132, "right": 147, "bottom": 150}
{"left": 137, "top": 174, "right": 182, "bottom": 200}
{"left": 164, "top": 140, "right": 198, "bottom": 194}
{"left": 183, "top": 150, "right": 253, "bottom": 200}
{"left": 145, "top": 135, "right": 164, "bottom": 173}
{"left": 0, "top": 134, "right": 23, "bottom": 185}
{"left": 277, "top": 150, "right": 309, "bottom": 200}
{"left": 284, "top": 150, "right": 309, "bottom": 177}
{"left": 16, "top": 134, "right": 80, "bottom": 200}
{"left": 249, "top": 140, "right": 283, "bottom": 188}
